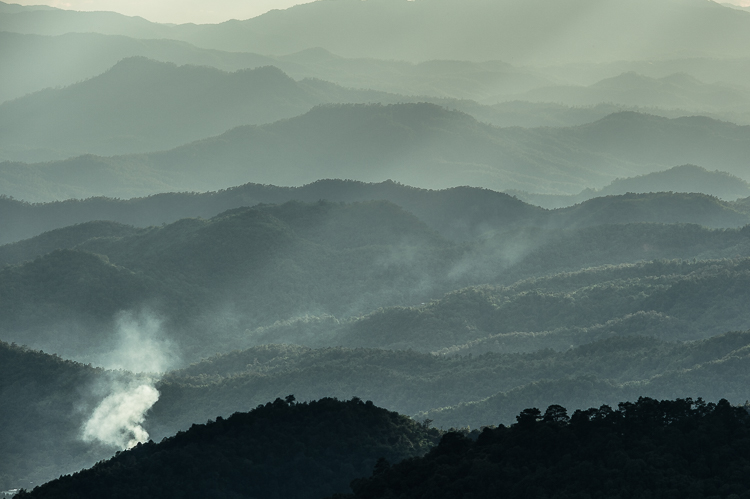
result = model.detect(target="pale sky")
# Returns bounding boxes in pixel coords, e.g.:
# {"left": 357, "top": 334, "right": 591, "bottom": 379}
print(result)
{"left": 9, "top": 0, "right": 750, "bottom": 25}
{"left": 11, "top": 0, "right": 316, "bottom": 24}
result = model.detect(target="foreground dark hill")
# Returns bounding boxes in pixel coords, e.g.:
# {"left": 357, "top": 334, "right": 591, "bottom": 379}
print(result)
{"left": 5, "top": 0, "right": 750, "bottom": 64}
{"left": 5, "top": 104, "right": 750, "bottom": 202}
{"left": 14, "top": 397, "right": 440, "bottom": 499}
{"left": 345, "top": 398, "right": 750, "bottom": 499}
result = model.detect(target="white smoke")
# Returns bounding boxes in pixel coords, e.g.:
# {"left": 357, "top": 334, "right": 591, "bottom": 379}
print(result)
{"left": 81, "top": 310, "right": 176, "bottom": 450}
{"left": 82, "top": 383, "right": 160, "bottom": 449}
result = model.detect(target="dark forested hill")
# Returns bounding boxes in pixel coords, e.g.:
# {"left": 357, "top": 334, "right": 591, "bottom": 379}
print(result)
{"left": 5, "top": 104, "right": 750, "bottom": 202}
{"left": 343, "top": 398, "right": 750, "bottom": 499}
{"left": 13, "top": 397, "right": 440, "bottom": 499}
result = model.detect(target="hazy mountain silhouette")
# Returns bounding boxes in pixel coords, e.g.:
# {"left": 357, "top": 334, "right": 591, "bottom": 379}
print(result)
{"left": 513, "top": 165, "right": 750, "bottom": 208}
{"left": 0, "top": 32, "right": 554, "bottom": 106}
{"left": 0, "top": 1, "right": 170, "bottom": 38}
{"left": 3, "top": 104, "right": 750, "bottom": 201}
{"left": 0, "top": 31, "right": 282, "bottom": 104}
{"left": 4, "top": 0, "right": 750, "bottom": 64}
{"left": 519, "top": 72, "right": 750, "bottom": 114}
{"left": 0, "top": 58, "right": 400, "bottom": 161}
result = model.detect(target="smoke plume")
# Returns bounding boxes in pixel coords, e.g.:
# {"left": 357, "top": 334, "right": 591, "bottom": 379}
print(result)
{"left": 82, "top": 383, "right": 159, "bottom": 449}
{"left": 81, "top": 310, "right": 175, "bottom": 449}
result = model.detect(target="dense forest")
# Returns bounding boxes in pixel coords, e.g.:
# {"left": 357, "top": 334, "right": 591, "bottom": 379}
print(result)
{"left": 341, "top": 397, "right": 750, "bottom": 499}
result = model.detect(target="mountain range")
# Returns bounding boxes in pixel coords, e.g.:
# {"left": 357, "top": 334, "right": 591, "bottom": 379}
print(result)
{"left": 4, "top": 103, "right": 750, "bottom": 202}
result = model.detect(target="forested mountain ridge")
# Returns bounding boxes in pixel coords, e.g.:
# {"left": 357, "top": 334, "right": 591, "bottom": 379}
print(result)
{"left": 2, "top": 191, "right": 750, "bottom": 361}
{"left": 2, "top": 178, "right": 749, "bottom": 247}
{"left": 0, "top": 201, "right": 464, "bottom": 362}
{"left": 343, "top": 398, "right": 750, "bottom": 499}
{"left": 13, "top": 397, "right": 441, "bottom": 499}
{"left": 252, "top": 256, "right": 750, "bottom": 353}
{"left": 5, "top": 104, "right": 750, "bottom": 202}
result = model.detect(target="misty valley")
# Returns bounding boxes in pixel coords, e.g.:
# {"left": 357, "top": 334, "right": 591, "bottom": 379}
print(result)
{"left": 4, "top": 0, "right": 750, "bottom": 497}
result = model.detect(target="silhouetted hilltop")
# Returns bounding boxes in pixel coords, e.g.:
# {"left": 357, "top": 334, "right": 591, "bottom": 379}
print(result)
{"left": 14, "top": 397, "right": 440, "bottom": 499}
{"left": 346, "top": 398, "right": 750, "bottom": 499}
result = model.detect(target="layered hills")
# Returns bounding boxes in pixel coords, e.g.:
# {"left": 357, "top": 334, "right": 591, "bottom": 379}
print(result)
{"left": 5, "top": 103, "right": 750, "bottom": 202}
{"left": 2, "top": 195, "right": 750, "bottom": 364}
{"left": 3, "top": 177, "right": 749, "bottom": 247}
